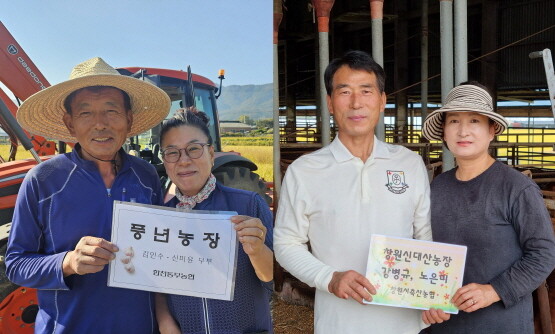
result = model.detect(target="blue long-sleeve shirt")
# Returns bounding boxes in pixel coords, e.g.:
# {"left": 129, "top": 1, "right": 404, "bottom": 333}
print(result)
{"left": 165, "top": 183, "right": 273, "bottom": 334}
{"left": 6, "top": 146, "right": 163, "bottom": 334}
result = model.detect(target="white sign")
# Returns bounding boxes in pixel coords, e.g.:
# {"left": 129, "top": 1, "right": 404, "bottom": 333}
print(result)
{"left": 364, "top": 234, "right": 467, "bottom": 313}
{"left": 108, "top": 201, "right": 238, "bottom": 301}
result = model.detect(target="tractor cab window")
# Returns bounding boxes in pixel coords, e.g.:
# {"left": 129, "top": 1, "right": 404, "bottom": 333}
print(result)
{"left": 193, "top": 88, "right": 218, "bottom": 151}
{"left": 130, "top": 84, "right": 220, "bottom": 162}
{"left": 163, "top": 87, "right": 221, "bottom": 152}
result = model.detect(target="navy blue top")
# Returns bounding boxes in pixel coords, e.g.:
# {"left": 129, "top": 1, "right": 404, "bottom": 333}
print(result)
{"left": 165, "top": 183, "right": 273, "bottom": 334}
{"left": 6, "top": 145, "right": 163, "bottom": 333}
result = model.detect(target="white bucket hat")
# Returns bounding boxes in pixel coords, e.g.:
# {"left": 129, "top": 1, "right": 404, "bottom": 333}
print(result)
{"left": 422, "top": 84, "right": 508, "bottom": 141}
{"left": 17, "top": 57, "right": 171, "bottom": 142}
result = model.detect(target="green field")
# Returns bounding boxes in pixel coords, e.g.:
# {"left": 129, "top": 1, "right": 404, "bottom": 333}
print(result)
{"left": 4, "top": 128, "right": 555, "bottom": 182}
{"left": 221, "top": 135, "right": 273, "bottom": 182}
{"left": 221, "top": 135, "right": 272, "bottom": 146}
{"left": 0, "top": 145, "right": 34, "bottom": 161}
{"left": 221, "top": 145, "right": 273, "bottom": 182}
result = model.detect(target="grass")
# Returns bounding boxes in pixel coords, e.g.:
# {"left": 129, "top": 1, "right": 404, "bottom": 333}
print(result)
{"left": 0, "top": 145, "right": 34, "bottom": 161}
{"left": 221, "top": 135, "right": 272, "bottom": 146}
{"left": 6, "top": 127, "right": 555, "bottom": 181}
{"left": 6, "top": 127, "right": 555, "bottom": 183}
{"left": 220, "top": 135, "right": 274, "bottom": 182}
{"left": 221, "top": 144, "right": 273, "bottom": 182}
{"left": 0, "top": 139, "right": 274, "bottom": 183}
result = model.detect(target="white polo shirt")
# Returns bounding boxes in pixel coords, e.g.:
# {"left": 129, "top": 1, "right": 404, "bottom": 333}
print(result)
{"left": 274, "top": 136, "right": 431, "bottom": 334}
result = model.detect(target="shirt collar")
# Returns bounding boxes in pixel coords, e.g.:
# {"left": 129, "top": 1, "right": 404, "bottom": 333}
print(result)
{"left": 329, "top": 135, "right": 391, "bottom": 163}
{"left": 69, "top": 143, "right": 131, "bottom": 173}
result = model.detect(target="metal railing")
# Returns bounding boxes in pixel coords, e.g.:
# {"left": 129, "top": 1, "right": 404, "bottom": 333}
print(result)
{"left": 385, "top": 126, "right": 555, "bottom": 169}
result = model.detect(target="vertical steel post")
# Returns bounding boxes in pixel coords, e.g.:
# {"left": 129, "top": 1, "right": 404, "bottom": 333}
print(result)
{"left": 370, "top": 0, "right": 385, "bottom": 140}
{"left": 394, "top": 0, "right": 408, "bottom": 142}
{"left": 273, "top": 2, "right": 283, "bottom": 203}
{"left": 312, "top": 0, "right": 335, "bottom": 146}
{"left": 530, "top": 49, "right": 555, "bottom": 120}
{"left": 421, "top": 0, "right": 429, "bottom": 125}
{"left": 440, "top": 0, "right": 455, "bottom": 171}
{"left": 454, "top": 0, "right": 468, "bottom": 84}
{"left": 318, "top": 33, "right": 330, "bottom": 145}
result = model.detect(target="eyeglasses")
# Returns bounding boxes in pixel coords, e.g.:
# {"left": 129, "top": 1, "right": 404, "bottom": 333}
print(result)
{"left": 160, "top": 143, "right": 211, "bottom": 163}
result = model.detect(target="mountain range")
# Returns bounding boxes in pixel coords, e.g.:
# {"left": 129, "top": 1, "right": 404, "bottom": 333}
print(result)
{"left": 4, "top": 83, "right": 273, "bottom": 126}
{"left": 216, "top": 83, "right": 272, "bottom": 121}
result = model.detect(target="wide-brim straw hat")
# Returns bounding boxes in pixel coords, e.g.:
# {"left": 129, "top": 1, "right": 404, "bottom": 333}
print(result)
{"left": 17, "top": 57, "right": 171, "bottom": 142}
{"left": 422, "top": 84, "right": 509, "bottom": 141}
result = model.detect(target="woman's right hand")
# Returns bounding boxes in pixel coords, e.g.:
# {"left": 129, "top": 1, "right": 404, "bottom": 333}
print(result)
{"left": 422, "top": 308, "right": 450, "bottom": 325}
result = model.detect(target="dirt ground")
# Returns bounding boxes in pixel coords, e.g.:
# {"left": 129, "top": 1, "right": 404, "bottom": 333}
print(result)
{"left": 272, "top": 294, "right": 314, "bottom": 334}
{"left": 272, "top": 291, "right": 555, "bottom": 334}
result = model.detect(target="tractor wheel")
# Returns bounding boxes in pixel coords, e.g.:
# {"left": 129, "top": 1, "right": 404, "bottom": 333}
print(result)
{"left": 213, "top": 166, "right": 271, "bottom": 205}
{"left": 0, "top": 242, "right": 38, "bottom": 333}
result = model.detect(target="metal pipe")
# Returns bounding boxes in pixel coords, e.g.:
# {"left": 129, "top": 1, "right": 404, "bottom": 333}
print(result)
{"left": 312, "top": 0, "right": 335, "bottom": 146}
{"left": 273, "top": 4, "right": 283, "bottom": 204}
{"left": 370, "top": 0, "right": 385, "bottom": 141}
{"left": 454, "top": 0, "right": 468, "bottom": 84}
{"left": 421, "top": 0, "right": 429, "bottom": 126}
{"left": 440, "top": 0, "right": 455, "bottom": 171}
{"left": 530, "top": 49, "right": 555, "bottom": 119}
{"left": 318, "top": 31, "right": 330, "bottom": 145}
{"left": 394, "top": 1, "right": 408, "bottom": 142}
{"left": 0, "top": 98, "right": 41, "bottom": 164}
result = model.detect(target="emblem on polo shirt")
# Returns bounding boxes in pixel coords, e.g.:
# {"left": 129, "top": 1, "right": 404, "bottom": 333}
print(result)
{"left": 385, "top": 170, "right": 408, "bottom": 194}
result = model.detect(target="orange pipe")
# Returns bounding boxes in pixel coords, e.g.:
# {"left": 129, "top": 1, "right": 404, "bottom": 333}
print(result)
{"left": 311, "top": 0, "right": 335, "bottom": 33}
{"left": 370, "top": 0, "right": 384, "bottom": 19}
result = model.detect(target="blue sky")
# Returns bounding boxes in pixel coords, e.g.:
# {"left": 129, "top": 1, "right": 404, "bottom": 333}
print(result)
{"left": 0, "top": 0, "right": 272, "bottom": 89}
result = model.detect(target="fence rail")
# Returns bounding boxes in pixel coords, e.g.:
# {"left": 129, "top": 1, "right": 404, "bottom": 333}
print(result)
{"left": 278, "top": 125, "right": 555, "bottom": 171}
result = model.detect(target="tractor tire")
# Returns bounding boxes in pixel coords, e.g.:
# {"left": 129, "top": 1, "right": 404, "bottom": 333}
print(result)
{"left": 213, "top": 166, "right": 271, "bottom": 205}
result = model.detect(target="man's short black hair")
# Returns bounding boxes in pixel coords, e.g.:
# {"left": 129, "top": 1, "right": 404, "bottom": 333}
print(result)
{"left": 324, "top": 50, "right": 386, "bottom": 96}
{"left": 64, "top": 86, "right": 132, "bottom": 115}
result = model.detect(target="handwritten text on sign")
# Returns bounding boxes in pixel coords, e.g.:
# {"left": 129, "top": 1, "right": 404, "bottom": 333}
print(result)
{"left": 364, "top": 234, "right": 467, "bottom": 313}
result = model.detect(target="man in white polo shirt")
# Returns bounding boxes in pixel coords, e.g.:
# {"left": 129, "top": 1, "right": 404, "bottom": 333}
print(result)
{"left": 274, "top": 50, "right": 431, "bottom": 334}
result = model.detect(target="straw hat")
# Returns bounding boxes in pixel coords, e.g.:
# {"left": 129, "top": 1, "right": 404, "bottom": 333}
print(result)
{"left": 16, "top": 57, "right": 171, "bottom": 142}
{"left": 422, "top": 84, "right": 508, "bottom": 141}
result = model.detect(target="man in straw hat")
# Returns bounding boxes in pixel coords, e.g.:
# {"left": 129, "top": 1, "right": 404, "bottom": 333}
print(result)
{"left": 274, "top": 50, "right": 431, "bottom": 333}
{"left": 5, "top": 57, "right": 170, "bottom": 333}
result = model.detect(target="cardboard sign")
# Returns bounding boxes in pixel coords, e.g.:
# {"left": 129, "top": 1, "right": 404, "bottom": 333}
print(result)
{"left": 108, "top": 201, "right": 238, "bottom": 301}
{"left": 364, "top": 234, "right": 467, "bottom": 313}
